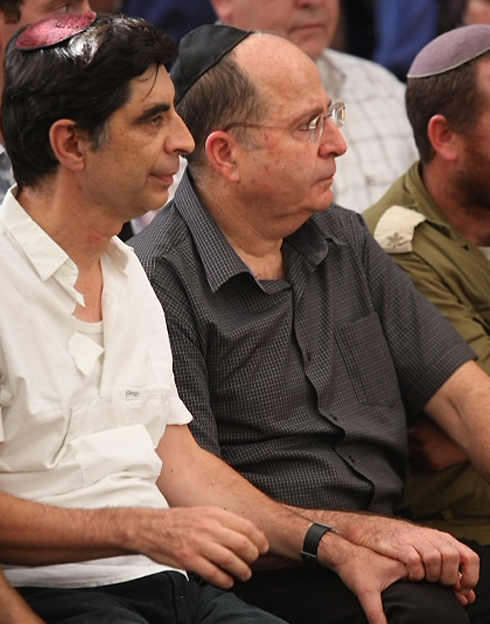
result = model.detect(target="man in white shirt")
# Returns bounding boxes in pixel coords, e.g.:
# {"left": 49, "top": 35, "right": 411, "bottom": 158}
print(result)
{"left": 0, "top": 11, "right": 432, "bottom": 624}
{"left": 209, "top": 0, "right": 418, "bottom": 212}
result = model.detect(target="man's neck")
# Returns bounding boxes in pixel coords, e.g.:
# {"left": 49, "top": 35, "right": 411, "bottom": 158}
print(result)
{"left": 16, "top": 183, "right": 110, "bottom": 272}
{"left": 198, "top": 182, "right": 286, "bottom": 281}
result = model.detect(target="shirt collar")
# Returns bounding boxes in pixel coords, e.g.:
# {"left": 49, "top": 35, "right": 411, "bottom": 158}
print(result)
{"left": 174, "top": 171, "right": 332, "bottom": 292}
{"left": 174, "top": 172, "right": 250, "bottom": 292}
{"left": 0, "top": 187, "right": 131, "bottom": 297}
{"left": 0, "top": 186, "right": 72, "bottom": 282}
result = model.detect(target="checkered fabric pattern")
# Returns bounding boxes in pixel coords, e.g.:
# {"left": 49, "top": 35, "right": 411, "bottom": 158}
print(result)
{"left": 132, "top": 173, "right": 474, "bottom": 514}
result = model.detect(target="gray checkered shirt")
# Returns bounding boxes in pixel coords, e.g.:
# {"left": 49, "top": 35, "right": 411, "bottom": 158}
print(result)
{"left": 133, "top": 173, "right": 474, "bottom": 514}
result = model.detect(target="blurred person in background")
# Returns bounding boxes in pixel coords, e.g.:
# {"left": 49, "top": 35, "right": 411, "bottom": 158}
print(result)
{"left": 120, "top": 0, "right": 215, "bottom": 44}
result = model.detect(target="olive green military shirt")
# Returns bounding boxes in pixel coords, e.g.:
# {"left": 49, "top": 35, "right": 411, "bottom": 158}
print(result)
{"left": 364, "top": 161, "right": 490, "bottom": 543}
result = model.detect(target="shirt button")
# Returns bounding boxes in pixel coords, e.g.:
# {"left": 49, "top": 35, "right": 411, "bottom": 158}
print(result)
{"left": 61, "top": 264, "right": 73, "bottom": 277}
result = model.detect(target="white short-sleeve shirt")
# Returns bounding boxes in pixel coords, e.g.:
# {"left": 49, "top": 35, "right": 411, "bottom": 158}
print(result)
{"left": 0, "top": 189, "right": 192, "bottom": 588}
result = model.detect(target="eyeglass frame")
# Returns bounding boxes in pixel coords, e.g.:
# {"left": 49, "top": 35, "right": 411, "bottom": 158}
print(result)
{"left": 223, "top": 100, "right": 345, "bottom": 144}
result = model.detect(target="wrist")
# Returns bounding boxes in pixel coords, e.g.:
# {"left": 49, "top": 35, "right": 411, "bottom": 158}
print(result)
{"left": 316, "top": 531, "right": 361, "bottom": 572}
{"left": 301, "top": 522, "right": 338, "bottom": 567}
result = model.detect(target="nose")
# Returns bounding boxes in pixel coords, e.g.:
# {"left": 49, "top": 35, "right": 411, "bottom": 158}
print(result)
{"left": 318, "top": 122, "right": 347, "bottom": 158}
{"left": 168, "top": 112, "right": 195, "bottom": 156}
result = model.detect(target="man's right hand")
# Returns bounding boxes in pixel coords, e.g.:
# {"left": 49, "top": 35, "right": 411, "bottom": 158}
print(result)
{"left": 318, "top": 534, "right": 407, "bottom": 624}
{"left": 125, "top": 506, "right": 269, "bottom": 589}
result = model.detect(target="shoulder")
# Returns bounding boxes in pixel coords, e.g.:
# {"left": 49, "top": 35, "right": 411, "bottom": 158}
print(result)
{"left": 364, "top": 165, "right": 431, "bottom": 252}
{"left": 366, "top": 205, "right": 426, "bottom": 254}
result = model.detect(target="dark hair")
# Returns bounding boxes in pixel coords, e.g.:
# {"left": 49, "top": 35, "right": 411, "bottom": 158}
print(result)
{"left": 406, "top": 50, "right": 490, "bottom": 164}
{"left": 1, "top": 12, "right": 177, "bottom": 188}
{"left": 176, "top": 49, "right": 266, "bottom": 176}
{"left": 0, "top": 0, "right": 22, "bottom": 24}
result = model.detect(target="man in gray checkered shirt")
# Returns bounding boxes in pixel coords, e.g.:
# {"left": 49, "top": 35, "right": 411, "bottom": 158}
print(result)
{"left": 133, "top": 24, "right": 490, "bottom": 624}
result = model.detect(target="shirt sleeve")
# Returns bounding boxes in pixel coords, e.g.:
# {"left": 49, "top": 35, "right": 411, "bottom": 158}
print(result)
{"left": 144, "top": 257, "right": 222, "bottom": 456}
{"left": 356, "top": 213, "right": 477, "bottom": 418}
{"left": 384, "top": 244, "right": 490, "bottom": 377}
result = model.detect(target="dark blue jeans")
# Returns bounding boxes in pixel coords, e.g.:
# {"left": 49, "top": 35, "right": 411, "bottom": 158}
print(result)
{"left": 19, "top": 571, "right": 288, "bottom": 624}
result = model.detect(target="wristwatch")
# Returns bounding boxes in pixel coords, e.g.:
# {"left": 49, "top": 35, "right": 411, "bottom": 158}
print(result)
{"left": 301, "top": 522, "right": 337, "bottom": 567}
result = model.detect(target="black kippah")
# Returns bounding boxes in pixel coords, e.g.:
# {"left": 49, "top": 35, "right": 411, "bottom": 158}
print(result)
{"left": 170, "top": 24, "right": 253, "bottom": 103}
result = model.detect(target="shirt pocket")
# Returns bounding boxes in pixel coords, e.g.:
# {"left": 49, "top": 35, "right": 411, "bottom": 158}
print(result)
{"left": 72, "top": 423, "right": 162, "bottom": 490}
{"left": 68, "top": 392, "right": 169, "bottom": 488}
{"left": 335, "top": 312, "right": 400, "bottom": 407}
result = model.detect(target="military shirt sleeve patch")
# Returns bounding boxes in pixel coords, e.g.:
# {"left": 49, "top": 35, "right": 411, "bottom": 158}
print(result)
{"left": 373, "top": 205, "right": 426, "bottom": 254}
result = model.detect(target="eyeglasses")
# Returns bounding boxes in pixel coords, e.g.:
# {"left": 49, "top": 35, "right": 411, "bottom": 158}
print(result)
{"left": 224, "top": 101, "right": 345, "bottom": 144}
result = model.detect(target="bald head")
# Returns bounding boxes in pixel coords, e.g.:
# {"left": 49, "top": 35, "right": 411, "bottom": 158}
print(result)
{"left": 233, "top": 31, "right": 324, "bottom": 107}
{"left": 174, "top": 27, "right": 328, "bottom": 173}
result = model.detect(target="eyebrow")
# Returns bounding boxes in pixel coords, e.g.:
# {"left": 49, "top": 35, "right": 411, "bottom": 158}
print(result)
{"left": 293, "top": 100, "right": 331, "bottom": 125}
{"left": 134, "top": 103, "right": 171, "bottom": 124}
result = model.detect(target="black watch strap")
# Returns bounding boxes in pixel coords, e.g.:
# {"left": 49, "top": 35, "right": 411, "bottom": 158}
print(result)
{"left": 301, "top": 522, "right": 336, "bottom": 567}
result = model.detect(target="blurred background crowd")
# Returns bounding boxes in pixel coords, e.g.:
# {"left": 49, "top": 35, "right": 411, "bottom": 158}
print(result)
{"left": 90, "top": 0, "right": 490, "bottom": 83}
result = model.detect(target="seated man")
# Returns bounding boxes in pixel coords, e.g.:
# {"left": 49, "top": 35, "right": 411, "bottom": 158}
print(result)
{"left": 0, "top": 12, "right": 395, "bottom": 624}
{"left": 364, "top": 24, "right": 490, "bottom": 545}
{"left": 209, "top": 0, "right": 418, "bottom": 211}
{"left": 132, "top": 22, "right": 490, "bottom": 624}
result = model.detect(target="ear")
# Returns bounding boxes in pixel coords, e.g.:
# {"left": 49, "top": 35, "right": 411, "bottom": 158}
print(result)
{"left": 49, "top": 119, "right": 90, "bottom": 172}
{"left": 427, "top": 114, "right": 459, "bottom": 162}
{"left": 209, "top": 0, "right": 232, "bottom": 22}
{"left": 205, "top": 130, "right": 241, "bottom": 182}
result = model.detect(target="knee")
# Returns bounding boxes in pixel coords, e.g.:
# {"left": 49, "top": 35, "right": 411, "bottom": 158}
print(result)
{"left": 382, "top": 581, "right": 470, "bottom": 624}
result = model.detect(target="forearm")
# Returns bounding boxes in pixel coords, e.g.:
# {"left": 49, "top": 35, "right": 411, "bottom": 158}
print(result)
{"left": 281, "top": 504, "right": 383, "bottom": 544}
{"left": 425, "top": 361, "right": 490, "bottom": 481}
{"left": 158, "top": 425, "right": 373, "bottom": 571}
{"left": 0, "top": 491, "right": 135, "bottom": 566}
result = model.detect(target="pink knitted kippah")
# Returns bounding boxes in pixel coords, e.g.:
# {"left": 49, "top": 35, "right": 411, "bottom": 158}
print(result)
{"left": 16, "top": 11, "right": 97, "bottom": 51}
